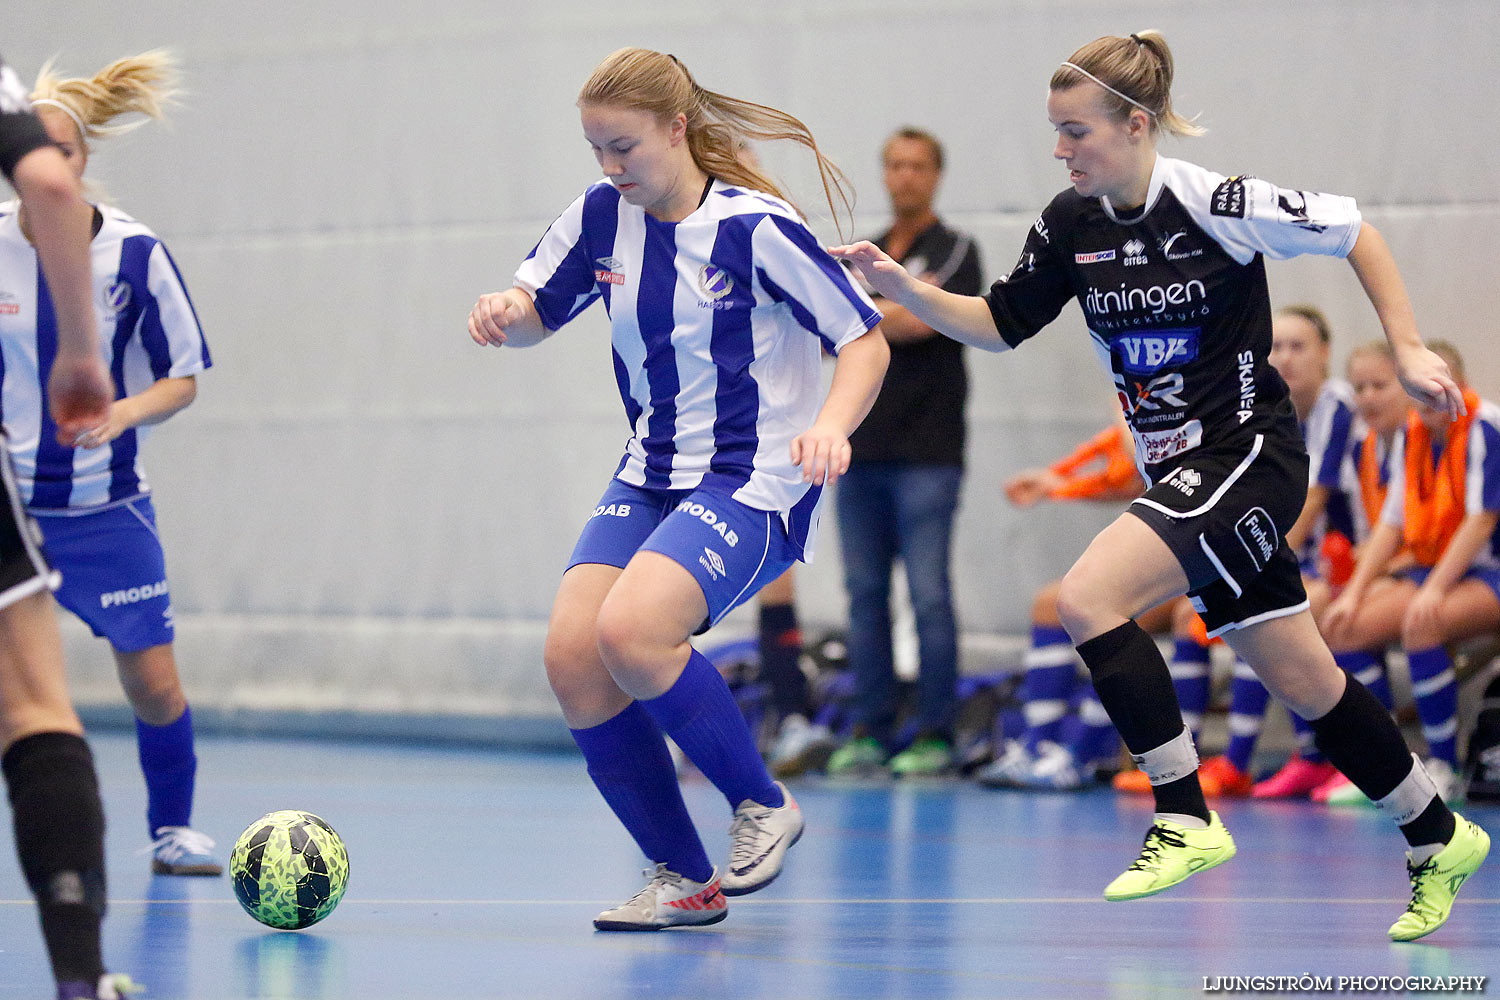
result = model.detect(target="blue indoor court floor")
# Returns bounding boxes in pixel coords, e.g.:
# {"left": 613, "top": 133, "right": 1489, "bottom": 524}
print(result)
{"left": 1, "top": 732, "right": 1496, "bottom": 1000}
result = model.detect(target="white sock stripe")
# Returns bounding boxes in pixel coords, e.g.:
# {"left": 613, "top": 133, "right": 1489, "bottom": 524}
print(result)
{"left": 1232, "top": 661, "right": 1258, "bottom": 680}
{"left": 1023, "top": 645, "right": 1079, "bottom": 669}
{"left": 1023, "top": 701, "right": 1069, "bottom": 727}
{"left": 1132, "top": 727, "right": 1199, "bottom": 786}
{"left": 1078, "top": 699, "right": 1113, "bottom": 725}
{"left": 1422, "top": 718, "right": 1459, "bottom": 743}
{"left": 1375, "top": 754, "right": 1440, "bottom": 825}
{"left": 1227, "top": 715, "right": 1263, "bottom": 737}
{"left": 1353, "top": 666, "right": 1383, "bottom": 686}
{"left": 1410, "top": 670, "right": 1457, "bottom": 698}
{"left": 1167, "top": 662, "right": 1210, "bottom": 680}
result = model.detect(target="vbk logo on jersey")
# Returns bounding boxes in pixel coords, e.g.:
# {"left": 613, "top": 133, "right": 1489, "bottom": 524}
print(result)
{"left": 1113, "top": 329, "right": 1199, "bottom": 374}
{"left": 1075, "top": 249, "right": 1116, "bottom": 264}
{"left": 698, "top": 264, "right": 735, "bottom": 301}
{"left": 103, "top": 282, "right": 131, "bottom": 313}
{"left": 594, "top": 256, "right": 625, "bottom": 286}
{"left": 1122, "top": 239, "right": 1148, "bottom": 266}
{"left": 1235, "top": 507, "right": 1278, "bottom": 571}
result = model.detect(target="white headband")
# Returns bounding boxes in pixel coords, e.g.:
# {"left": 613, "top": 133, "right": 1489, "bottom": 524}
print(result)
{"left": 1059, "top": 62, "right": 1156, "bottom": 117}
{"left": 28, "top": 98, "right": 88, "bottom": 141}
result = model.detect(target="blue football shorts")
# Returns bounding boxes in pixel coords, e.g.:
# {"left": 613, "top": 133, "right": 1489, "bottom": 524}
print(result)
{"left": 567, "top": 479, "right": 797, "bottom": 628}
{"left": 36, "top": 497, "right": 175, "bottom": 652}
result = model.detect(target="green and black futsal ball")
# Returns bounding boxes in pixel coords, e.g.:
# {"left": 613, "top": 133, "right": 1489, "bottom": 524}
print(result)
{"left": 230, "top": 810, "right": 349, "bottom": 929}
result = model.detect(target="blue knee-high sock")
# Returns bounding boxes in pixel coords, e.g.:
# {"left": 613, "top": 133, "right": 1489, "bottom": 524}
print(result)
{"left": 1406, "top": 646, "right": 1459, "bottom": 766}
{"left": 1021, "top": 625, "right": 1077, "bottom": 752}
{"left": 1061, "top": 684, "right": 1120, "bottom": 768}
{"left": 1168, "top": 637, "right": 1212, "bottom": 745}
{"left": 1225, "top": 659, "right": 1269, "bottom": 773}
{"left": 640, "top": 648, "right": 782, "bottom": 810}
{"left": 136, "top": 705, "right": 197, "bottom": 835}
{"left": 1337, "top": 650, "right": 1391, "bottom": 711}
{"left": 571, "top": 702, "right": 713, "bottom": 883}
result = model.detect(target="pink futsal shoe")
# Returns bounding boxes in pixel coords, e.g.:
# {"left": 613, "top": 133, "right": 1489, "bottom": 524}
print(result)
{"left": 1251, "top": 756, "right": 1338, "bottom": 799}
{"left": 593, "top": 864, "right": 727, "bottom": 931}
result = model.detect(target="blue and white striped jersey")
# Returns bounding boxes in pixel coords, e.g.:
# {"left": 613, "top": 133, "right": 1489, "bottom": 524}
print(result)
{"left": 515, "top": 179, "right": 881, "bottom": 556}
{"left": 1300, "top": 377, "right": 1359, "bottom": 556}
{"left": 0, "top": 200, "right": 211, "bottom": 511}
{"left": 1380, "top": 399, "right": 1500, "bottom": 570}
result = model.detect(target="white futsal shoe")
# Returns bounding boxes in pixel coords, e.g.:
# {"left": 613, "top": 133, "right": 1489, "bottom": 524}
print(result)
{"left": 721, "top": 781, "right": 804, "bottom": 895}
{"left": 592, "top": 864, "right": 727, "bottom": 931}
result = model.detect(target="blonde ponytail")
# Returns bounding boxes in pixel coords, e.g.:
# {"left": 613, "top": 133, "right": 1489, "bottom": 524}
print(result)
{"left": 31, "top": 50, "right": 178, "bottom": 147}
{"left": 579, "top": 48, "right": 854, "bottom": 237}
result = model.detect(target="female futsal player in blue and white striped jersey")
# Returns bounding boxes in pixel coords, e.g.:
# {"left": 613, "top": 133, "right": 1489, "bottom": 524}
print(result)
{"left": 0, "top": 52, "right": 220, "bottom": 877}
{"left": 469, "top": 48, "right": 889, "bottom": 931}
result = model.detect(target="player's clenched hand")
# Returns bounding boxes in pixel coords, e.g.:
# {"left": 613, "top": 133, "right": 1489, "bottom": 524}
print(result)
{"left": 48, "top": 348, "right": 112, "bottom": 446}
{"left": 790, "top": 422, "right": 852, "bottom": 487}
{"left": 1394, "top": 344, "right": 1465, "bottom": 420}
{"left": 469, "top": 290, "right": 528, "bottom": 347}
{"left": 827, "top": 241, "right": 918, "bottom": 303}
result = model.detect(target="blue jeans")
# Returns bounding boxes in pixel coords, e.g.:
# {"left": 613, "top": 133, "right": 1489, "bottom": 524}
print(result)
{"left": 836, "top": 462, "right": 962, "bottom": 744}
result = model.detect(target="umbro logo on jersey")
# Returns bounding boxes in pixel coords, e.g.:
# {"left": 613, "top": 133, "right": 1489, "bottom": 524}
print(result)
{"left": 594, "top": 256, "right": 625, "bottom": 286}
{"left": 699, "top": 547, "right": 726, "bottom": 580}
{"left": 1075, "top": 249, "right": 1116, "bottom": 264}
{"left": 104, "top": 282, "right": 131, "bottom": 313}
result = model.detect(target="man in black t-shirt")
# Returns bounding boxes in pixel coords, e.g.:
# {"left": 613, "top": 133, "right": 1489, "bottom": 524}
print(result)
{"left": 827, "top": 128, "right": 982, "bottom": 778}
{"left": 0, "top": 49, "right": 122, "bottom": 1000}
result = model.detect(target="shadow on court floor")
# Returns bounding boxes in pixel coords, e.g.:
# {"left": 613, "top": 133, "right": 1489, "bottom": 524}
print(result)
{"left": 1, "top": 733, "right": 1495, "bottom": 999}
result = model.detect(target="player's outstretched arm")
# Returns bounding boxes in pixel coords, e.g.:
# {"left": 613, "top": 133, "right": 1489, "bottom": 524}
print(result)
{"left": 829, "top": 241, "right": 1007, "bottom": 352}
{"left": 790, "top": 327, "right": 889, "bottom": 486}
{"left": 468, "top": 287, "right": 549, "bottom": 348}
{"left": 1347, "top": 222, "right": 1463, "bottom": 419}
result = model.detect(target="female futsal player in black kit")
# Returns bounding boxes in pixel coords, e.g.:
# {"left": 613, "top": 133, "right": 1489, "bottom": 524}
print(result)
{"left": 833, "top": 29, "right": 1489, "bottom": 941}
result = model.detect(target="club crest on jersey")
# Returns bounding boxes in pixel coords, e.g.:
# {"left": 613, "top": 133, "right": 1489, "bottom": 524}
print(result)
{"left": 103, "top": 282, "right": 131, "bottom": 313}
{"left": 594, "top": 257, "right": 625, "bottom": 286}
{"left": 1075, "top": 249, "right": 1116, "bottom": 264}
{"left": 1113, "top": 329, "right": 1199, "bottom": 374}
{"left": 698, "top": 264, "right": 735, "bottom": 301}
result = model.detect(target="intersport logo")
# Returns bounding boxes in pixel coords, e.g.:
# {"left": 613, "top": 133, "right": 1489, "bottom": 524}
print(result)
{"left": 1084, "top": 279, "right": 1207, "bottom": 318}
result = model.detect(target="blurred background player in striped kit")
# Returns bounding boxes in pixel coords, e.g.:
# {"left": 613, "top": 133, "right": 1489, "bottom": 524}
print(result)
{"left": 1323, "top": 341, "right": 1500, "bottom": 802}
{"left": 467, "top": 47, "right": 888, "bottom": 930}
{"left": 825, "top": 126, "right": 982, "bottom": 779}
{"left": 0, "top": 46, "right": 131, "bottom": 1000}
{"left": 1198, "top": 306, "right": 1358, "bottom": 798}
{"left": 977, "top": 412, "right": 1158, "bottom": 790}
{"left": 1306, "top": 340, "right": 1414, "bottom": 805}
{"left": 2, "top": 51, "right": 219, "bottom": 875}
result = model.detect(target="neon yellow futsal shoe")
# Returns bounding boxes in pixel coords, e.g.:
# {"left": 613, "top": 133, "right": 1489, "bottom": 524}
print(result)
{"left": 1388, "top": 813, "right": 1490, "bottom": 942}
{"left": 1104, "top": 811, "right": 1236, "bottom": 901}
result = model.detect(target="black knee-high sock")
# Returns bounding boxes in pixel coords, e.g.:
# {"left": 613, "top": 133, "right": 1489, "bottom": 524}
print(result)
{"left": 2, "top": 732, "right": 107, "bottom": 986}
{"left": 1077, "top": 621, "right": 1209, "bottom": 823}
{"left": 1308, "top": 673, "right": 1455, "bottom": 848}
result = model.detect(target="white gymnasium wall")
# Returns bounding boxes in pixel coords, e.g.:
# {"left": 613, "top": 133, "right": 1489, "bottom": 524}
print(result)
{"left": 5, "top": 1, "right": 1497, "bottom": 726}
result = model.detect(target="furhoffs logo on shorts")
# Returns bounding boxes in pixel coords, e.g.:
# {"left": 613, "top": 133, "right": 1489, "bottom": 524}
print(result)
{"left": 1234, "top": 508, "right": 1277, "bottom": 571}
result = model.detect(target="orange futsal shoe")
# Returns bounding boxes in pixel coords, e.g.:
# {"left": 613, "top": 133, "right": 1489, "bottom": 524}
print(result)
{"left": 1198, "top": 755, "right": 1254, "bottom": 798}
{"left": 1112, "top": 767, "right": 1153, "bottom": 795}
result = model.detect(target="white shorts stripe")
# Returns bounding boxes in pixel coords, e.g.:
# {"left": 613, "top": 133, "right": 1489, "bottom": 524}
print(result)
{"left": 1131, "top": 434, "right": 1264, "bottom": 520}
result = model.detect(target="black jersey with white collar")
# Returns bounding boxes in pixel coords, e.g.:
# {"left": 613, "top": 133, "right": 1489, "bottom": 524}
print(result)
{"left": 984, "top": 155, "right": 1362, "bottom": 484}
